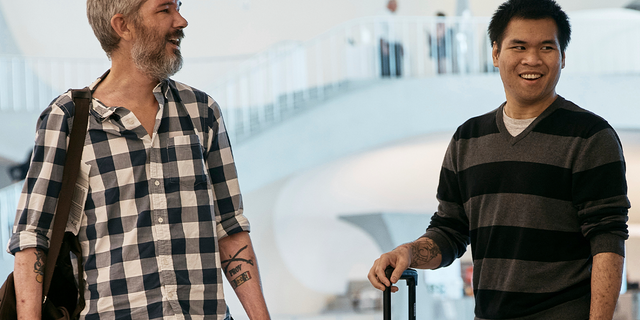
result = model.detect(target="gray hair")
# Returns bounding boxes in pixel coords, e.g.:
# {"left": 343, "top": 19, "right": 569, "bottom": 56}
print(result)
{"left": 86, "top": 0, "right": 147, "bottom": 58}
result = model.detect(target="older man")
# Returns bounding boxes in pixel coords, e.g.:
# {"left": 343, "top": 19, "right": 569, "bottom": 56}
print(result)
{"left": 10, "top": 0, "right": 270, "bottom": 319}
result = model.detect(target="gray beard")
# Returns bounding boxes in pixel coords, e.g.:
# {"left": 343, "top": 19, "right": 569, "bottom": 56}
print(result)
{"left": 131, "top": 36, "right": 183, "bottom": 81}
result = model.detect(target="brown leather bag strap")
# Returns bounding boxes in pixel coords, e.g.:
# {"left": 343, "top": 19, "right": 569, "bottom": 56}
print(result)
{"left": 42, "top": 88, "right": 91, "bottom": 297}
{"left": 69, "top": 234, "right": 86, "bottom": 318}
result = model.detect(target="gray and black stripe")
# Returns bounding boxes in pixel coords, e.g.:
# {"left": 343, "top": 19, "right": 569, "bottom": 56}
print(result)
{"left": 425, "top": 96, "right": 629, "bottom": 319}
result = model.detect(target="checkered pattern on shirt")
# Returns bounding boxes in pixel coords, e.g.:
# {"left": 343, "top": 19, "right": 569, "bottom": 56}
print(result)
{"left": 9, "top": 74, "right": 250, "bottom": 320}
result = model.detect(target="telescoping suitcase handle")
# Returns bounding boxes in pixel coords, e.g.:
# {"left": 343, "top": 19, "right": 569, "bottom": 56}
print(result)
{"left": 384, "top": 266, "right": 418, "bottom": 320}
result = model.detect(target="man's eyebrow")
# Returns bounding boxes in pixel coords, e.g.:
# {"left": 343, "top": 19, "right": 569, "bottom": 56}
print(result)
{"left": 506, "top": 39, "right": 557, "bottom": 45}
{"left": 507, "top": 39, "right": 527, "bottom": 45}
{"left": 157, "top": 1, "right": 179, "bottom": 8}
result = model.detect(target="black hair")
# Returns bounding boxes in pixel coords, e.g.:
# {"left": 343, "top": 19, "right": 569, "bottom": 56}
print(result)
{"left": 488, "top": 0, "right": 571, "bottom": 53}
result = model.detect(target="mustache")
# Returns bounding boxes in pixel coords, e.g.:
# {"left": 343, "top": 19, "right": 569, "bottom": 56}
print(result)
{"left": 168, "top": 29, "right": 185, "bottom": 42}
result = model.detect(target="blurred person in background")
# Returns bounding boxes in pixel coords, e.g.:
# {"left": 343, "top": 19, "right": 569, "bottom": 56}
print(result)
{"left": 9, "top": 0, "right": 270, "bottom": 319}
{"left": 379, "top": 0, "right": 403, "bottom": 77}
{"left": 369, "top": 0, "right": 630, "bottom": 319}
{"left": 429, "top": 12, "right": 456, "bottom": 74}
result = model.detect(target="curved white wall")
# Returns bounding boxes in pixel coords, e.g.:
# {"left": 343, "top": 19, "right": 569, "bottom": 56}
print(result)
{"left": 233, "top": 74, "right": 640, "bottom": 193}
{"left": 272, "top": 135, "right": 449, "bottom": 294}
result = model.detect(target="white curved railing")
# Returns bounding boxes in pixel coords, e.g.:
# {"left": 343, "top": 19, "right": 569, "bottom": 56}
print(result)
{"left": 2, "top": 14, "right": 640, "bottom": 141}
{"left": 0, "top": 16, "right": 498, "bottom": 142}
{"left": 179, "top": 13, "right": 640, "bottom": 142}
{"left": 0, "top": 56, "right": 111, "bottom": 112}
{"left": 201, "top": 16, "right": 496, "bottom": 142}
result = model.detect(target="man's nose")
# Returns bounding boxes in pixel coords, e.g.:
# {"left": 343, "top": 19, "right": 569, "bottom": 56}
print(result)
{"left": 522, "top": 50, "right": 542, "bottom": 66}
{"left": 175, "top": 11, "right": 188, "bottom": 29}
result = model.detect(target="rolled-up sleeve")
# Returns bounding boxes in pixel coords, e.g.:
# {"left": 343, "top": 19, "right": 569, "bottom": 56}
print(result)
{"left": 9, "top": 98, "right": 74, "bottom": 254}
{"left": 206, "top": 98, "right": 250, "bottom": 239}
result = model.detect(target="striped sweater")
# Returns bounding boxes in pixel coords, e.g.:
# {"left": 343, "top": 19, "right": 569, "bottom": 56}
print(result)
{"left": 424, "top": 96, "right": 630, "bottom": 319}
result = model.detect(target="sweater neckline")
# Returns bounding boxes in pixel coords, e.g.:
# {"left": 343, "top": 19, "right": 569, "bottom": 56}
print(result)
{"left": 496, "top": 96, "right": 564, "bottom": 145}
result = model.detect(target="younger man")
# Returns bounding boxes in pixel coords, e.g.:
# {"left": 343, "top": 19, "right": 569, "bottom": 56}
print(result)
{"left": 369, "top": 0, "right": 630, "bottom": 319}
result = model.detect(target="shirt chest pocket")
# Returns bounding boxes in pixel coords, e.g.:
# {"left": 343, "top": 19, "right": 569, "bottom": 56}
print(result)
{"left": 164, "top": 134, "right": 209, "bottom": 188}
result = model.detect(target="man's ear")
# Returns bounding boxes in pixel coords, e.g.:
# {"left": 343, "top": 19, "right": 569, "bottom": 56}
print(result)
{"left": 561, "top": 51, "right": 566, "bottom": 69}
{"left": 110, "top": 13, "right": 133, "bottom": 41}
{"left": 492, "top": 41, "right": 500, "bottom": 68}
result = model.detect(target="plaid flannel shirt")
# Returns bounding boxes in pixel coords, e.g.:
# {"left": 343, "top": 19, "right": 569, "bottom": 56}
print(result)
{"left": 9, "top": 73, "right": 250, "bottom": 319}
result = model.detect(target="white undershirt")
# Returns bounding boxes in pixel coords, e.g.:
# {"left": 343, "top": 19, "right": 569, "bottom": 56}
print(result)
{"left": 503, "top": 108, "right": 536, "bottom": 137}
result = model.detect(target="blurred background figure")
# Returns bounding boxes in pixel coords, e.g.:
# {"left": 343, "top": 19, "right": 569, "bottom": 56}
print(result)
{"left": 387, "top": 0, "right": 398, "bottom": 12}
{"left": 431, "top": 12, "right": 455, "bottom": 74}
{"left": 379, "top": 0, "right": 404, "bottom": 77}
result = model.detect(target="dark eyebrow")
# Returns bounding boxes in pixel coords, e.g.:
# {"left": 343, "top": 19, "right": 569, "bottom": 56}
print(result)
{"left": 507, "top": 39, "right": 557, "bottom": 46}
{"left": 508, "top": 39, "right": 527, "bottom": 45}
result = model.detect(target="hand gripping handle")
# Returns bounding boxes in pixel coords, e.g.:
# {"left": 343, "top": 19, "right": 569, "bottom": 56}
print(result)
{"left": 383, "top": 266, "right": 418, "bottom": 320}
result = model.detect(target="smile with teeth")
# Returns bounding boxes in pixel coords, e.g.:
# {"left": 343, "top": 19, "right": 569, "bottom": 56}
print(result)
{"left": 167, "top": 37, "right": 181, "bottom": 48}
{"left": 520, "top": 73, "right": 542, "bottom": 80}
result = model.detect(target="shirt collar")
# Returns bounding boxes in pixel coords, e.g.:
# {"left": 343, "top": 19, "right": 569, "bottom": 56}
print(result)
{"left": 88, "top": 70, "right": 172, "bottom": 122}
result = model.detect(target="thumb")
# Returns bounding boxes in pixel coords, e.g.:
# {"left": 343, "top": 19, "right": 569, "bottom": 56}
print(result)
{"left": 391, "top": 266, "right": 406, "bottom": 284}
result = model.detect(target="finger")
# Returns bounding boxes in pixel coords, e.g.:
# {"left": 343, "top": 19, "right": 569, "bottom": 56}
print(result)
{"left": 368, "top": 261, "right": 390, "bottom": 291}
{"left": 391, "top": 285, "right": 399, "bottom": 293}
{"left": 367, "top": 267, "right": 386, "bottom": 291}
{"left": 390, "top": 266, "right": 406, "bottom": 284}
{"left": 375, "top": 262, "right": 393, "bottom": 288}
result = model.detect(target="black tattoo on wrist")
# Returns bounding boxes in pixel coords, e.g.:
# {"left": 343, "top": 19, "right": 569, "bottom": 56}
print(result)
{"left": 231, "top": 271, "right": 251, "bottom": 289}
{"left": 221, "top": 245, "right": 254, "bottom": 276}
{"left": 411, "top": 239, "right": 441, "bottom": 265}
{"left": 34, "top": 250, "right": 45, "bottom": 283}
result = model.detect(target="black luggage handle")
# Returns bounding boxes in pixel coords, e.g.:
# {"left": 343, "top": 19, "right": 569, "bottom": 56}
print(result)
{"left": 384, "top": 266, "right": 417, "bottom": 320}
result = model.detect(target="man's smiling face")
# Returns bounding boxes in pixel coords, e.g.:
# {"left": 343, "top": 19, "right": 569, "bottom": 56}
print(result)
{"left": 130, "top": 0, "right": 187, "bottom": 80}
{"left": 493, "top": 18, "right": 565, "bottom": 111}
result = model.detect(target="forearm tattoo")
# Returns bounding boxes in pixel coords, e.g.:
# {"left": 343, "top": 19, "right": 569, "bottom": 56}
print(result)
{"left": 231, "top": 271, "right": 252, "bottom": 289}
{"left": 222, "top": 245, "right": 255, "bottom": 289}
{"left": 33, "top": 250, "right": 45, "bottom": 283}
{"left": 411, "top": 239, "right": 441, "bottom": 265}
{"left": 228, "top": 264, "right": 242, "bottom": 277}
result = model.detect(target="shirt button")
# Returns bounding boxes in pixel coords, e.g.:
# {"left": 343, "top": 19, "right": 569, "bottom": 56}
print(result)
{"left": 158, "top": 217, "right": 164, "bottom": 223}
{"left": 154, "top": 180, "right": 160, "bottom": 186}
